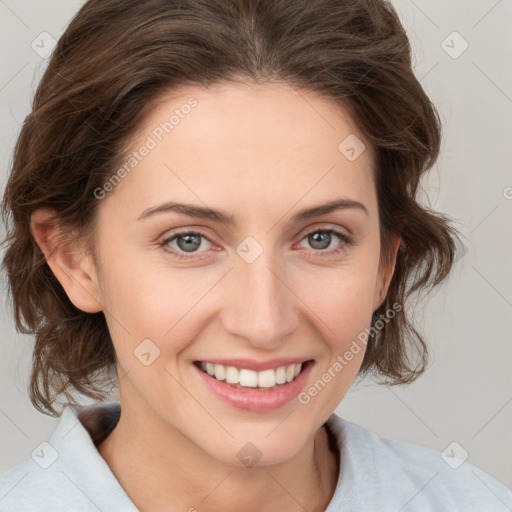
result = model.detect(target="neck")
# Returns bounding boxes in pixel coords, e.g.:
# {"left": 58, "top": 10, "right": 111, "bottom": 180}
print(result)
{"left": 97, "top": 399, "right": 340, "bottom": 512}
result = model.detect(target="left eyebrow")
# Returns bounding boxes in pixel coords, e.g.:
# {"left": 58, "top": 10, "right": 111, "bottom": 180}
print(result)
{"left": 292, "top": 198, "right": 368, "bottom": 221}
{"left": 137, "top": 197, "right": 368, "bottom": 225}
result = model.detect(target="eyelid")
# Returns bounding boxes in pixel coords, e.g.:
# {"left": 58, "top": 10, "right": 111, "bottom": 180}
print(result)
{"left": 158, "top": 226, "right": 216, "bottom": 244}
{"left": 159, "top": 222, "right": 351, "bottom": 246}
{"left": 295, "top": 222, "right": 351, "bottom": 241}
{"left": 158, "top": 222, "right": 354, "bottom": 262}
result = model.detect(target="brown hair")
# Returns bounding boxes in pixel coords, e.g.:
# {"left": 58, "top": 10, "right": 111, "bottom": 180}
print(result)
{"left": 1, "top": 0, "right": 463, "bottom": 417}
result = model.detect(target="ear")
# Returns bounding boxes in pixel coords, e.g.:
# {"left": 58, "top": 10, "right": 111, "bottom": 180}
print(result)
{"left": 30, "top": 207, "right": 103, "bottom": 313}
{"left": 372, "top": 234, "right": 401, "bottom": 312}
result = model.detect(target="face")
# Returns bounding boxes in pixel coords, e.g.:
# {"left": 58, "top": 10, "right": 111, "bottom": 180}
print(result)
{"left": 43, "top": 82, "right": 398, "bottom": 467}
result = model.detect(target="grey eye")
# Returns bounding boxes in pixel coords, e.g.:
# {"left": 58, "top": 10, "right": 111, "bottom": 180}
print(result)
{"left": 307, "top": 231, "right": 332, "bottom": 250}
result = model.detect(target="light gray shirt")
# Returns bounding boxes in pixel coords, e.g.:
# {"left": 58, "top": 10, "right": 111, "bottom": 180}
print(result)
{"left": 1, "top": 401, "right": 511, "bottom": 511}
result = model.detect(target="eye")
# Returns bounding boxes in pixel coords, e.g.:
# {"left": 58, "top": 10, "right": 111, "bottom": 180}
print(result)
{"left": 159, "top": 231, "right": 216, "bottom": 260}
{"left": 159, "top": 226, "right": 354, "bottom": 261}
{"left": 296, "top": 227, "right": 353, "bottom": 257}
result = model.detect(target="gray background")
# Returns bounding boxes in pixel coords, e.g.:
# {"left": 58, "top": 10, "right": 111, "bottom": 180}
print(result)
{"left": 1, "top": 0, "right": 511, "bottom": 488}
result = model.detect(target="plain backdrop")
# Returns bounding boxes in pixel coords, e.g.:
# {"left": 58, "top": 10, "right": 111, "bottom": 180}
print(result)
{"left": 1, "top": 0, "right": 511, "bottom": 489}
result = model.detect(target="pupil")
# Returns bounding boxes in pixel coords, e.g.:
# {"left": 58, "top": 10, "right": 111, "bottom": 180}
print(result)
{"left": 310, "top": 231, "right": 330, "bottom": 250}
{"left": 178, "top": 234, "right": 201, "bottom": 252}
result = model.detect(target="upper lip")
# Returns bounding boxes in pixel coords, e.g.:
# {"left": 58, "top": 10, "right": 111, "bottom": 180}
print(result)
{"left": 195, "top": 358, "right": 313, "bottom": 372}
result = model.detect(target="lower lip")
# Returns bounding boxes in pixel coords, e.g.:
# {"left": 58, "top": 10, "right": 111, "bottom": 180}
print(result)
{"left": 193, "top": 361, "right": 314, "bottom": 412}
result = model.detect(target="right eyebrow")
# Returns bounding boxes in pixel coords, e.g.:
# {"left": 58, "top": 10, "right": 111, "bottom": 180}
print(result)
{"left": 137, "top": 197, "right": 368, "bottom": 225}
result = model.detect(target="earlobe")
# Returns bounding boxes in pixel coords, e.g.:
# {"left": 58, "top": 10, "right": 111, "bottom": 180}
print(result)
{"left": 30, "top": 208, "right": 103, "bottom": 314}
{"left": 372, "top": 235, "right": 401, "bottom": 312}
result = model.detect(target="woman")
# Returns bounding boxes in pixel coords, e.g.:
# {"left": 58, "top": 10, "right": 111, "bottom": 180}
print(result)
{"left": 1, "top": 0, "right": 511, "bottom": 510}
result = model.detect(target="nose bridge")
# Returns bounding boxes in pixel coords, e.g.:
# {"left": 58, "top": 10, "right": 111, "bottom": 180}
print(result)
{"left": 222, "top": 239, "right": 298, "bottom": 346}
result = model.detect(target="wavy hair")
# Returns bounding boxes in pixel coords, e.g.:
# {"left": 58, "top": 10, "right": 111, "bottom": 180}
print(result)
{"left": 1, "top": 0, "right": 463, "bottom": 416}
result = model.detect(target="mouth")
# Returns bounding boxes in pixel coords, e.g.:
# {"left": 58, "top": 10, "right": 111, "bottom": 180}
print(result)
{"left": 193, "top": 360, "right": 314, "bottom": 391}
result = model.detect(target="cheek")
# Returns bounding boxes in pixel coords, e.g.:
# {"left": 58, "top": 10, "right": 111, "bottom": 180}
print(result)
{"left": 99, "top": 232, "right": 380, "bottom": 356}
{"left": 298, "top": 256, "right": 380, "bottom": 328}
{"left": 98, "top": 253, "right": 220, "bottom": 357}
{"left": 295, "top": 257, "right": 379, "bottom": 390}
{"left": 312, "top": 284, "right": 373, "bottom": 377}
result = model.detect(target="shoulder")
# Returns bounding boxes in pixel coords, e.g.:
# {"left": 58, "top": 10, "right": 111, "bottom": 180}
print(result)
{"left": 0, "top": 456, "right": 77, "bottom": 512}
{"left": 0, "top": 435, "right": 108, "bottom": 512}
{"left": 326, "top": 413, "right": 512, "bottom": 512}
{"left": 0, "top": 402, "right": 133, "bottom": 512}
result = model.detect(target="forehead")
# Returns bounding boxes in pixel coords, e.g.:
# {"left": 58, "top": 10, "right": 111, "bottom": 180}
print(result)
{"left": 108, "top": 81, "right": 377, "bottom": 221}
{"left": 137, "top": 80, "right": 371, "bottom": 155}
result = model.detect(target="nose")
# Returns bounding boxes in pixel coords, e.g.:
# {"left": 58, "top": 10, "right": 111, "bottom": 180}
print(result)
{"left": 220, "top": 248, "right": 300, "bottom": 350}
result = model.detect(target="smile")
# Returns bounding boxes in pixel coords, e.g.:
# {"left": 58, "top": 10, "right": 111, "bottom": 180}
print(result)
{"left": 195, "top": 361, "right": 307, "bottom": 390}
{"left": 193, "top": 359, "right": 315, "bottom": 411}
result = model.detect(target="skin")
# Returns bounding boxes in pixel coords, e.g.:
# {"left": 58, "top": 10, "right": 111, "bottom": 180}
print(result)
{"left": 31, "top": 81, "right": 401, "bottom": 512}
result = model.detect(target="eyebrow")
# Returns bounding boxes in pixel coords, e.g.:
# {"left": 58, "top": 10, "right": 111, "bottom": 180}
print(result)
{"left": 137, "top": 197, "right": 368, "bottom": 225}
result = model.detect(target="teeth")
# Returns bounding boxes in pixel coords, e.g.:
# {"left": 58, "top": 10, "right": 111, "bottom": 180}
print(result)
{"left": 199, "top": 362, "right": 304, "bottom": 388}
{"left": 239, "top": 369, "right": 258, "bottom": 387}
{"left": 275, "top": 366, "right": 286, "bottom": 384}
{"left": 214, "top": 364, "right": 226, "bottom": 381}
{"left": 258, "top": 369, "right": 275, "bottom": 388}
{"left": 225, "top": 366, "right": 239, "bottom": 384}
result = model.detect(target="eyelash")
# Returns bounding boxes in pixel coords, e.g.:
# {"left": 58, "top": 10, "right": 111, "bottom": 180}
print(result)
{"left": 158, "top": 226, "right": 354, "bottom": 261}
